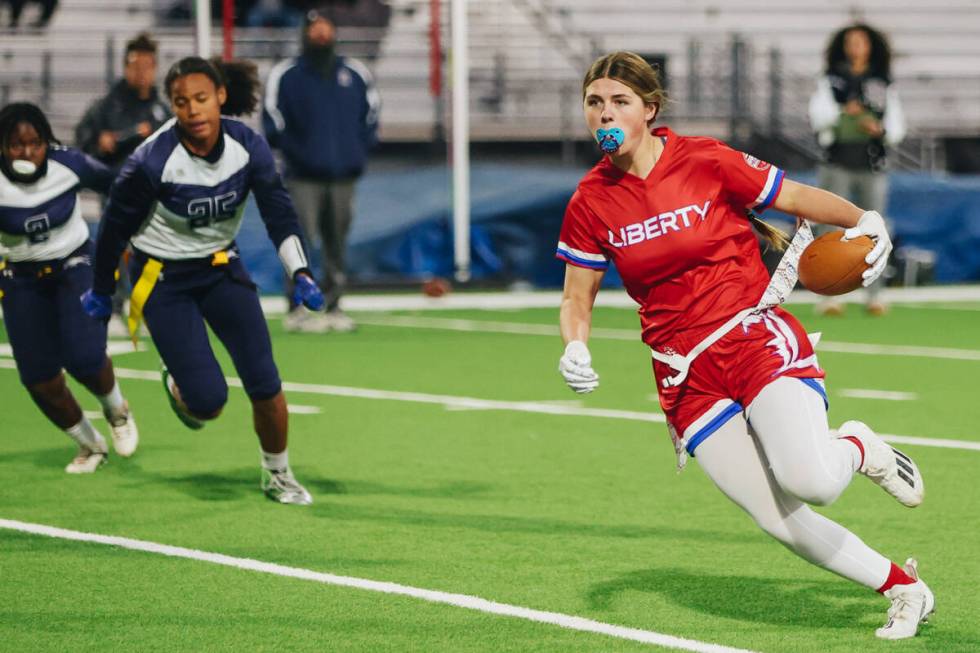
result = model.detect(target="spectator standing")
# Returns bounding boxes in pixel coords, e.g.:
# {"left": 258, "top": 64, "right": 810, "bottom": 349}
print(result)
{"left": 263, "top": 7, "right": 380, "bottom": 332}
{"left": 808, "top": 23, "right": 906, "bottom": 316}
{"left": 75, "top": 33, "right": 170, "bottom": 336}
{"left": 75, "top": 33, "right": 171, "bottom": 170}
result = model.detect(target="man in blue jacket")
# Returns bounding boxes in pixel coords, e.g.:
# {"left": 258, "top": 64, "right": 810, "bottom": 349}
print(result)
{"left": 262, "top": 7, "right": 379, "bottom": 332}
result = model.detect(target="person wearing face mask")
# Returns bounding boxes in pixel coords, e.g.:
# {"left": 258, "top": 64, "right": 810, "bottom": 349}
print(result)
{"left": 808, "top": 24, "right": 905, "bottom": 317}
{"left": 556, "top": 52, "right": 932, "bottom": 640}
{"left": 0, "top": 102, "right": 139, "bottom": 473}
{"left": 262, "top": 7, "right": 380, "bottom": 333}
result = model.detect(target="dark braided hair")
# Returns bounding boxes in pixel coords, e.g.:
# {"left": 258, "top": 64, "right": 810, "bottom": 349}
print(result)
{"left": 825, "top": 23, "right": 892, "bottom": 81}
{"left": 0, "top": 102, "right": 59, "bottom": 150}
{"left": 163, "top": 56, "right": 261, "bottom": 117}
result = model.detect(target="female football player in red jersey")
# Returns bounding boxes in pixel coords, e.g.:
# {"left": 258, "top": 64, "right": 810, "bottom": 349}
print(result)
{"left": 556, "top": 51, "right": 932, "bottom": 640}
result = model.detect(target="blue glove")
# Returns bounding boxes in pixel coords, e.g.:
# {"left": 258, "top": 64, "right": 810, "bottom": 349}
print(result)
{"left": 292, "top": 272, "right": 325, "bottom": 311}
{"left": 80, "top": 289, "right": 113, "bottom": 320}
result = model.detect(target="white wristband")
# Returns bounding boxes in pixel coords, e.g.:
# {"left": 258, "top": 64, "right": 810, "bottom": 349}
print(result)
{"left": 277, "top": 234, "right": 309, "bottom": 277}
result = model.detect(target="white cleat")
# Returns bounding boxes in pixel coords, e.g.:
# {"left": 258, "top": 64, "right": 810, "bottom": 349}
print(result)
{"left": 65, "top": 445, "right": 108, "bottom": 474}
{"left": 839, "top": 420, "right": 924, "bottom": 507}
{"left": 283, "top": 307, "right": 332, "bottom": 333}
{"left": 324, "top": 308, "right": 357, "bottom": 332}
{"left": 261, "top": 467, "right": 313, "bottom": 505}
{"left": 876, "top": 558, "right": 935, "bottom": 640}
{"left": 106, "top": 406, "right": 139, "bottom": 457}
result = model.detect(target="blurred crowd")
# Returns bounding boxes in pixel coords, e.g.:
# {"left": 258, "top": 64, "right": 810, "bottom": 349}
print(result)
{"left": 161, "top": 0, "right": 389, "bottom": 29}
{"left": 2, "top": 0, "right": 59, "bottom": 30}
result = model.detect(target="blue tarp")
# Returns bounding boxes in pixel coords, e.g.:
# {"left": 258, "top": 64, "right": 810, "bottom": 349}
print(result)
{"left": 229, "top": 165, "right": 980, "bottom": 292}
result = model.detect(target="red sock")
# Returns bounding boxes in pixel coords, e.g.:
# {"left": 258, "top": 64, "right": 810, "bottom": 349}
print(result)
{"left": 841, "top": 435, "right": 865, "bottom": 468}
{"left": 877, "top": 562, "right": 916, "bottom": 593}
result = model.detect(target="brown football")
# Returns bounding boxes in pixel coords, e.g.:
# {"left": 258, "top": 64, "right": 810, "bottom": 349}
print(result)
{"left": 798, "top": 231, "right": 874, "bottom": 296}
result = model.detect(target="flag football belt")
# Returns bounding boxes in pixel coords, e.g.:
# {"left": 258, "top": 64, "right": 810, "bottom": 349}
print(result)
{"left": 1, "top": 247, "right": 90, "bottom": 280}
{"left": 651, "top": 221, "right": 815, "bottom": 389}
{"left": 127, "top": 247, "right": 238, "bottom": 346}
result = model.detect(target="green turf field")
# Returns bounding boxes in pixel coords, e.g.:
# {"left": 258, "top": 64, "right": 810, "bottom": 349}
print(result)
{"left": 1, "top": 299, "right": 978, "bottom": 652}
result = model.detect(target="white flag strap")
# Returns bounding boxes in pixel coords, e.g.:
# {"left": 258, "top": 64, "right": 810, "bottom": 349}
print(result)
{"left": 651, "top": 220, "right": 814, "bottom": 389}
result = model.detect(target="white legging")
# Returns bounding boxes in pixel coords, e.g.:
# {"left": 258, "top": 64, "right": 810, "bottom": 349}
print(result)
{"left": 694, "top": 376, "right": 891, "bottom": 589}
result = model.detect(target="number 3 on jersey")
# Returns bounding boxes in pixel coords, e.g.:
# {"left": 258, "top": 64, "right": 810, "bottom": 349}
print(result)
{"left": 187, "top": 191, "right": 238, "bottom": 230}
{"left": 24, "top": 213, "right": 51, "bottom": 244}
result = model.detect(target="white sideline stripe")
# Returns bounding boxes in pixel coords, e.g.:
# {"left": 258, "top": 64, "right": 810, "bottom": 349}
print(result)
{"left": 287, "top": 404, "right": 322, "bottom": 415}
{"left": 838, "top": 389, "right": 918, "bottom": 401}
{"left": 354, "top": 315, "right": 980, "bottom": 362}
{"left": 881, "top": 434, "right": 980, "bottom": 452}
{"left": 0, "top": 341, "right": 144, "bottom": 358}
{"left": 902, "top": 303, "right": 980, "bottom": 312}
{"left": 0, "top": 359, "right": 664, "bottom": 423}
{"left": 278, "top": 378, "right": 666, "bottom": 423}
{"left": 257, "top": 284, "right": 980, "bottom": 314}
{"left": 816, "top": 340, "right": 980, "bottom": 362}
{"left": 1, "top": 360, "right": 977, "bottom": 452}
{"left": 0, "top": 519, "right": 758, "bottom": 653}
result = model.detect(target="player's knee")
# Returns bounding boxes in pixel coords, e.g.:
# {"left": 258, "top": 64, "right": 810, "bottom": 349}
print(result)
{"left": 64, "top": 352, "right": 106, "bottom": 384}
{"left": 754, "top": 519, "right": 792, "bottom": 546}
{"left": 183, "top": 386, "right": 227, "bottom": 420}
{"left": 240, "top": 359, "right": 281, "bottom": 403}
{"left": 778, "top": 474, "right": 842, "bottom": 507}
{"left": 26, "top": 373, "right": 66, "bottom": 400}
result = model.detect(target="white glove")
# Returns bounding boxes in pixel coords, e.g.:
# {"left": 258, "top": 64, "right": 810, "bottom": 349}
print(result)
{"left": 842, "top": 210, "right": 892, "bottom": 287}
{"left": 559, "top": 340, "right": 599, "bottom": 393}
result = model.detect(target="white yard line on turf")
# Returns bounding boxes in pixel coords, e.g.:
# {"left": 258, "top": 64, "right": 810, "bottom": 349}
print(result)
{"left": 353, "top": 315, "right": 980, "bottom": 363}
{"left": 838, "top": 389, "right": 918, "bottom": 401}
{"left": 1, "top": 359, "right": 978, "bottom": 452}
{"left": 0, "top": 518, "right": 757, "bottom": 653}
{"left": 287, "top": 405, "right": 323, "bottom": 414}
{"left": 258, "top": 285, "right": 980, "bottom": 314}
{"left": 0, "top": 340, "right": 144, "bottom": 358}
{"left": 902, "top": 303, "right": 980, "bottom": 312}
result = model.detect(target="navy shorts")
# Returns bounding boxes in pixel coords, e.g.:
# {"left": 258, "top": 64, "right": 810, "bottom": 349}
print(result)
{"left": 131, "top": 248, "right": 281, "bottom": 416}
{"left": 0, "top": 241, "right": 108, "bottom": 386}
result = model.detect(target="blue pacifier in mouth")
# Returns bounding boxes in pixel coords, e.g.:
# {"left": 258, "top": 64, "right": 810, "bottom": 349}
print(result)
{"left": 596, "top": 127, "right": 625, "bottom": 153}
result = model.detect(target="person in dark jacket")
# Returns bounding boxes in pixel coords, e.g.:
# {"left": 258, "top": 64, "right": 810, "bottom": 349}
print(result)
{"left": 262, "top": 7, "right": 379, "bottom": 333}
{"left": 75, "top": 32, "right": 171, "bottom": 335}
{"left": 75, "top": 33, "right": 171, "bottom": 170}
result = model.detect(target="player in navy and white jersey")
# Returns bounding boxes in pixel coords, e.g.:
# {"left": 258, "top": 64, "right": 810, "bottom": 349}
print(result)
{"left": 81, "top": 57, "right": 324, "bottom": 506}
{"left": 0, "top": 102, "right": 139, "bottom": 473}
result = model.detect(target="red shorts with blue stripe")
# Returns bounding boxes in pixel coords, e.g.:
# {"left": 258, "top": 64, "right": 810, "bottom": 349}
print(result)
{"left": 652, "top": 306, "right": 826, "bottom": 456}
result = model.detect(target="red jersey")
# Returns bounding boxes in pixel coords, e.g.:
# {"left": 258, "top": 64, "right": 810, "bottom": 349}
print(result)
{"left": 556, "top": 127, "right": 785, "bottom": 349}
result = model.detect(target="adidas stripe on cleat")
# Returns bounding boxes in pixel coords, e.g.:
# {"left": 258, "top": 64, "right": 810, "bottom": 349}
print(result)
{"left": 839, "top": 420, "right": 924, "bottom": 507}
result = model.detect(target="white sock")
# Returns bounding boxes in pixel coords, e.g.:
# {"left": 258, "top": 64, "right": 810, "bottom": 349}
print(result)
{"left": 97, "top": 381, "right": 127, "bottom": 422}
{"left": 261, "top": 448, "right": 289, "bottom": 471}
{"left": 66, "top": 418, "right": 107, "bottom": 453}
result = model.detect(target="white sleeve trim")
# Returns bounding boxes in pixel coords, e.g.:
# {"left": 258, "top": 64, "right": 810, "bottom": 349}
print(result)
{"left": 278, "top": 234, "right": 308, "bottom": 277}
{"left": 557, "top": 242, "right": 608, "bottom": 262}
{"left": 750, "top": 166, "right": 783, "bottom": 209}
{"left": 264, "top": 59, "right": 295, "bottom": 134}
{"left": 808, "top": 76, "right": 840, "bottom": 148}
{"left": 345, "top": 57, "right": 380, "bottom": 128}
{"left": 883, "top": 85, "right": 907, "bottom": 146}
